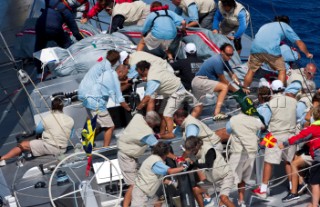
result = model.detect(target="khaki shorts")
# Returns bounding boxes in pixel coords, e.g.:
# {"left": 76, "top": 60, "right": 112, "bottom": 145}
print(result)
{"left": 163, "top": 86, "right": 201, "bottom": 117}
{"left": 264, "top": 133, "right": 296, "bottom": 164}
{"left": 229, "top": 153, "right": 255, "bottom": 184}
{"left": 30, "top": 140, "right": 66, "bottom": 157}
{"left": 248, "top": 53, "right": 286, "bottom": 72}
{"left": 91, "top": 110, "right": 114, "bottom": 128}
{"left": 216, "top": 170, "right": 234, "bottom": 197}
{"left": 131, "top": 185, "right": 158, "bottom": 207}
{"left": 144, "top": 33, "right": 173, "bottom": 51}
{"left": 117, "top": 151, "right": 138, "bottom": 185}
{"left": 191, "top": 76, "right": 219, "bottom": 100}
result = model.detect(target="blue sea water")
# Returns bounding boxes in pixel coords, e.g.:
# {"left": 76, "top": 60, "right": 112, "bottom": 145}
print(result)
{"left": 239, "top": 0, "right": 320, "bottom": 87}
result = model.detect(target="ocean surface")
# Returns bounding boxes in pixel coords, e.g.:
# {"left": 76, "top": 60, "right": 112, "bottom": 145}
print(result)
{"left": 239, "top": 0, "right": 320, "bottom": 87}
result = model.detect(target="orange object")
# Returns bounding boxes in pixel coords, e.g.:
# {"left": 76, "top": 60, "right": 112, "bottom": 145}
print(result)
{"left": 260, "top": 132, "right": 277, "bottom": 148}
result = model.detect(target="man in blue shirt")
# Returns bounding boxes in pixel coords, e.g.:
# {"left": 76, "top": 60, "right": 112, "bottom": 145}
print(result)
{"left": 243, "top": 15, "right": 313, "bottom": 92}
{"left": 192, "top": 43, "right": 239, "bottom": 120}
{"left": 78, "top": 51, "right": 131, "bottom": 146}
{"left": 212, "top": 0, "right": 250, "bottom": 54}
{"left": 137, "top": 1, "right": 186, "bottom": 62}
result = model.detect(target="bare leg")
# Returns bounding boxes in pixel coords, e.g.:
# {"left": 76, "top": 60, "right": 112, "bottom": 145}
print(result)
{"left": 220, "top": 195, "right": 235, "bottom": 207}
{"left": 285, "top": 161, "right": 292, "bottom": 187}
{"left": 311, "top": 184, "right": 320, "bottom": 207}
{"left": 238, "top": 181, "right": 245, "bottom": 203}
{"left": 159, "top": 115, "right": 166, "bottom": 134}
{"left": 291, "top": 156, "right": 307, "bottom": 194}
{"left": 146, "top": 98, "right": 155, "bottom": 112}
{"left": 213, "top": 83, "right": 228, "bottom": 116}
{"left": 1, "top": 141, "right": 30, "bottom": 160}
{"left": 192, "top": 186, "right": 204, "bottom": 207}
{"left": 161, "top": 116, "right": 175, "bottom": 139}
{"left": 123, "top": 185, "right": 133, "bottom": 207}
{"left": 243, "top": 69, "right": 255, "bottom": 88}
{"left": 136, "top": 37, "right": 145, "bottom": 51}
{"left": 103, "top": 126, "right": 114, "bottom": 147}
{"left": 278, "top": 70, "right": 287, "bottom": 86}
{"left": 262, "top": 162, "right": 273, "bottom": 185}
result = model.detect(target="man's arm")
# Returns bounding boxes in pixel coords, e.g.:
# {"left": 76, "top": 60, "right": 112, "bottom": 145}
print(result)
{"left": 217, "top": 74, "right": 237, "bottom": 92}
{"left": 233, "top": 10, "right": 247, "bottom": 39}
{"left": 186, "top": 3, "right": 199, "bottom": 27}
{"left": 136, "top": 80, "right": 160, "bottom": 110}
{"left": 61, "top": 7, "right": 83, "bottom": 40}
{"left": 295, "top": 40, "right": 313, "bottom": 58}
{"left": 212, "top": 10, "right": 222, "bottom": 32}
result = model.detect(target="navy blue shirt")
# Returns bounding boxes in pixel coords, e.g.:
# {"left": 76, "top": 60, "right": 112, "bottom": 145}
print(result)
{"left": 40, "top": 0, "right": 83, "bottom": 40}
{"left": 195, "top": 54, "right": 231, "bottom": 81}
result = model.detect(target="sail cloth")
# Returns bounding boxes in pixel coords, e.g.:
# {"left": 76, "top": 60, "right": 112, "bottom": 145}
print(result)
{"left": 33, "top": 33, "right": 136, "bottom": 76}
{"left": 14, "top": 18, "right": 100, "bottom": 59}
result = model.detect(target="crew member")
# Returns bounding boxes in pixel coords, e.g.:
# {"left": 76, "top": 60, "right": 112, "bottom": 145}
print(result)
{"left": 171, "top": 0, "right": 216, "bottom": 29}
{"left": 135, "top": 61, "right": 202, "bottom": 139}
{"left": 34, "top": 0, "right": 83, "bottom": 78}
{"left": 131, "top": 142, "right": 186, "bottom": 207}
{"left": 185, "top": 137, "right": 235, "bottom": 207}
{"left": 117, "top": 111, "right": 161, "bottom": 207}
{"left": 191, "top": 43, "right": 238, "bottom": 120}
{"left": 0, "top": 98, "right": 74, "bottom": 166}
{"left": 137, "top": 1, "right": 186, "bottom": 63}
{"left": 212, "top": 0, "right": 250, "bottom": 55}
{"left": 78, "top": 51, "right": 131, "bottom": 147}
{"left": 243, "top": 15, "right": 313, "bottom": 91}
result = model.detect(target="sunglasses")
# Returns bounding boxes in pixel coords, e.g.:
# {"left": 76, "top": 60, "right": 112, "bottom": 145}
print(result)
{"left": 224, "top": 52, "right": 233, "bottom": 57}
{"left": 307, "top": 71, "right": 315, "bottom": 76}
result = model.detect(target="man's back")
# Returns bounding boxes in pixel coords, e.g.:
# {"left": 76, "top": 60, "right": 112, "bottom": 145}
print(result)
{"left": 196, "top": 54, "right": 225, "bottom": 81}
{"left": 251, "top": 22, "right": 300, "bottom": 56}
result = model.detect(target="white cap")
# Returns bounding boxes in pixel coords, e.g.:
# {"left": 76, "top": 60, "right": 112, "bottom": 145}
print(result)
{"left": 258, "top": 78, "right": 270, "bottom": 88}
{"left": 271, "top": 80, "right": 284, "bottom": 91}
{"left": 185, "top": 43, "right": 197, "bottom": 54}
{"left": 120, "top": 51, "right": 129, "bottom": 64}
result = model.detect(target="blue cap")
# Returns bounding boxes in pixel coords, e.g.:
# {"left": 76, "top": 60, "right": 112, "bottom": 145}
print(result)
{"left": 285, "top": 81, "right": 302, "bottom": 95}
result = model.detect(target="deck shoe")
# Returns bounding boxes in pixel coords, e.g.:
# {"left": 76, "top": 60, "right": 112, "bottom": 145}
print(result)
{"left": 203, "top": 197, "right": 213, "bottom": 206}
{"left": 252, "top": 186, "right": 267, "bottom": 199}
{"left": 282, "top": 193, "right": 300, "bottom": 202}
{"left": 213, "top": 113, "right": 229, "bottom": 121}
{"left": 0, "top": 158, "right": 6, "bottom": 167}
{"left": 297, "top": 183, "right": 308, "bottom": 194}
{"left": 238, "top": 201, "right": 246, "bottom": 207}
